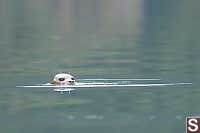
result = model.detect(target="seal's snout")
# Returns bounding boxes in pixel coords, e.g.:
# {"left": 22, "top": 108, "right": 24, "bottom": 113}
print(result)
{"left": 69, "top": 77, "right": 75, "bottom": 85}
{"left": 69, "top": 80, "right": 75, "bottom": 84}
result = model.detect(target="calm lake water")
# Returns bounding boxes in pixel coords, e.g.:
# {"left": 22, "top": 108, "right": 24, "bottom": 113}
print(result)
{"left": 0, "top": 0, "right": 200, "bottom": 133}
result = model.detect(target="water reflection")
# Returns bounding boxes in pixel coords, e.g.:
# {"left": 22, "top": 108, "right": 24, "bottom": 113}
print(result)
{"left": 0, "top": 0, "right": 200, "bottom": 133}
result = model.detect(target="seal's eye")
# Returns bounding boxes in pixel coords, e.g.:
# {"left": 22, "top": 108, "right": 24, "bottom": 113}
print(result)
{"left": 71, "top": 78, "right": 75, "bottom": 80}
{"left": 58, "top": 78, "right": 65, "bottom": 81}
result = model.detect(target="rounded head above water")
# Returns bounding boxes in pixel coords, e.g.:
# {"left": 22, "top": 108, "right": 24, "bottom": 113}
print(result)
{"left": 51, "top": 73, "right": 76, "bottom": 85}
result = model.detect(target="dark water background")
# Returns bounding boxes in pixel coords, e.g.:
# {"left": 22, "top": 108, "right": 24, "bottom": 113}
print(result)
{"left": 0, "top": 0, "right": 200, "bottom": 133}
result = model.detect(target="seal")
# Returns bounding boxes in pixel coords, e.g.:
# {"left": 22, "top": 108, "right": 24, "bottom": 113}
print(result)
{"left": 51, "top": 73, "right": 76, "bottom": 85}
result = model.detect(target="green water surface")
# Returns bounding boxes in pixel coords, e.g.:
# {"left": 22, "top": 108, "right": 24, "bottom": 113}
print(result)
{"left": 0, "top": 0, "right": 200, "bottom": 133}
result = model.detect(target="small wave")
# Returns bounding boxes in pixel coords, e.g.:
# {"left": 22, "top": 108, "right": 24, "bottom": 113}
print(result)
{"left": 84, "top": 115, "right": 104, "bottom": 120}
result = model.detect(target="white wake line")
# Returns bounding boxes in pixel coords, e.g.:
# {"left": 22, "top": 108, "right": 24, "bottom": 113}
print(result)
{"left": 76, "top": 83, "right": 118, "bottom": 85}
{"left": 16, "top": 83, "right": 192, "bottom": 88}
{"left": 39, "top": 83, "right": 118, "bottom": 86}
{"left": 78, "top": 78, "right": 161, "bottom": 81}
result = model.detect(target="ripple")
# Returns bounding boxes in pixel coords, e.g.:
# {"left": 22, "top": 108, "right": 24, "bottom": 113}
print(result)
{"left": 84, "top": 115, "right": 104, "bottom": 120}
{"left": 149, "top": 115, "right": 156, "bottom": 120}
{"left": 175, "top": 115, "right": 183, "bottom": 120}
{"left": 66, "top": 115, "right": 76, "bottom": 120}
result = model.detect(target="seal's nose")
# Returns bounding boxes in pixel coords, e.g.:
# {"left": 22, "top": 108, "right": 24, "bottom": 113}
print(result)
{"left": 58, "top": 78, "right": 65, "bottom": 81}
{"left": 69, "top": 80, "right": 75, "bottom": 85}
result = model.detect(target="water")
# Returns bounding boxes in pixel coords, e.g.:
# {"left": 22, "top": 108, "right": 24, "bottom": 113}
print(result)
{"left": 0, "top": 0, "right": 200, "bottom": 133}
